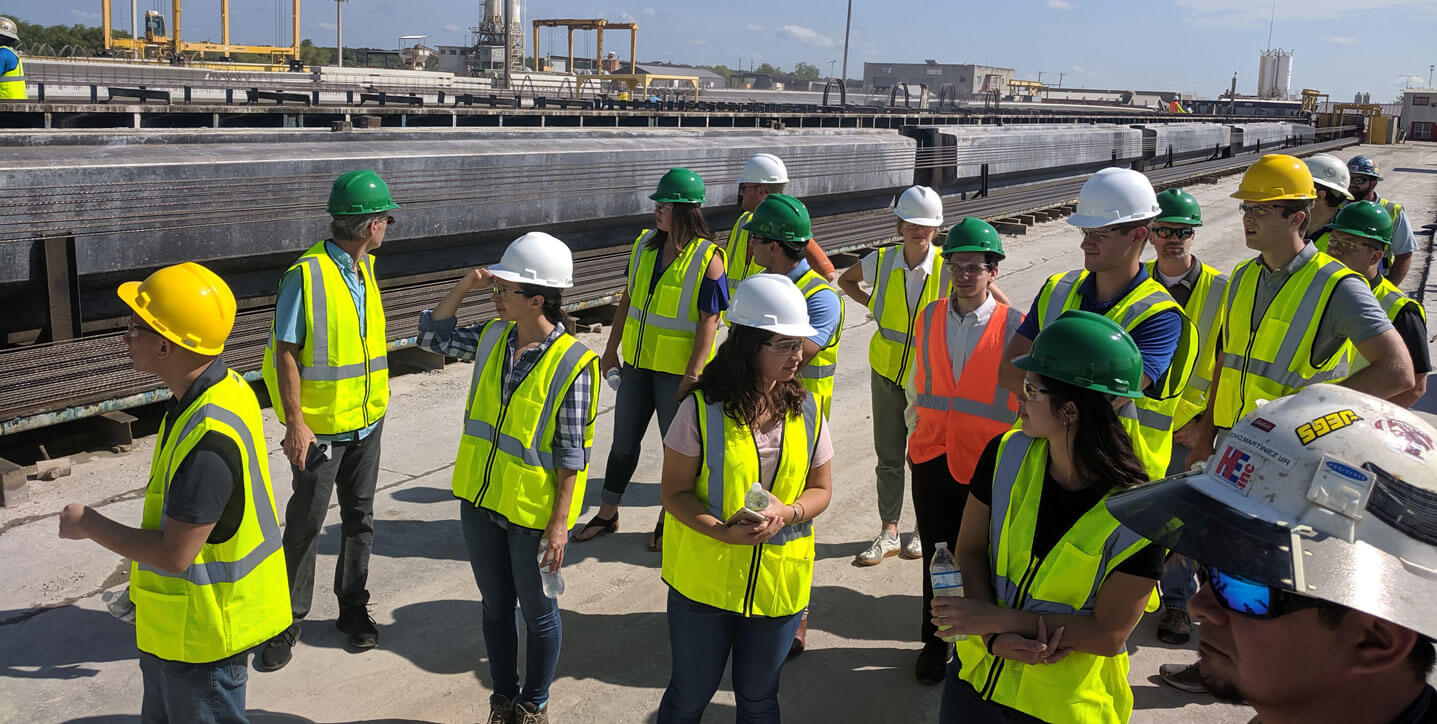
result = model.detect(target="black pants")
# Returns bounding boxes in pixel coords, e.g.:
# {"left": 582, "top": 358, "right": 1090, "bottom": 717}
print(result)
{"left": 281, "top": 418, "right": 384, "bottom": 625}
{"left": 911, "top": 454, "right": 971, "bottom": 648}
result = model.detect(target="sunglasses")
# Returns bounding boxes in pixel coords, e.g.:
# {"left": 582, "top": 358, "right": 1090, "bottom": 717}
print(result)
{"left": 763, "top": 339, "right": 804, "bottom": 355}
{"left": 946, "top": 262, "right": 995, "bottom": 277}
{"left": 1152, "top": 227, "right": 1195, "bottom": 240}
{"left": 1080, "top": 225, "right": 1141, "bottom": 241}
{"left": 1350, "top": 176, "right": 1377, "bottom": 185}
{"left": 1238, "top": 203, "right": 1279, "bottom": 217}
{"left": 490, "top": 284, "right": 532, "bottom": 299}
{"left": 1201, "top": 566, "right": 1327, "bottom": 619}
{"left": 1021, "top": 379, "right": 1053, "bottom": 400}
{"left": 126, "top": 320, "right": 162, "bottom": 339}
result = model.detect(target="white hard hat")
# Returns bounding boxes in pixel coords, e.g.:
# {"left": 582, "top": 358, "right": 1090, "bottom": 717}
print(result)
{"left": 1066, "top": 167, "right": 1161, "bottom": 228}
{"left": 489, "top": 232, "right": 574, "bottom": 289}
{"left": 1108, "top": 385, "right": 1437, "bottom": 639}
{"left": 739, "top": 153, "right": 789, "bottom": 184}
{"left": 726, "top": 273, "right": 818, "bottom": 338}
{"left": 1305, "top": 153, "right": 1356, "bottom": 200}
{"left": 894, "top": 185, "right": 943, "bottom": 226}
{"left": 0, "top": 17, "right": 17, "bottom": 42}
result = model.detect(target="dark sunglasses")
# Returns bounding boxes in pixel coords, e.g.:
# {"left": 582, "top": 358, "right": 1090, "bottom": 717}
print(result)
{"left": 1152, "top": 227, "right": 1195, "bottom": 240}
{"left": 1201, "top": 566, "right": 1327, "bottom": 619}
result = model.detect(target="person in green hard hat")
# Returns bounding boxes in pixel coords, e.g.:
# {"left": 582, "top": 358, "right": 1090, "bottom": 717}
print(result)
{"left": 903, "top": 217, "right": 1024, "bottom": 684}
{"left": 931, "top": 310, "right": 1162, "bottom": 724}
{"left": 577, "top": 168, "right": 729, "bottom": 552}
{"left": 1323, "top": 201, "right": 1429, "bottom": 408}
{"left": 257, "top": 169, "right": 400, "bottom": 671}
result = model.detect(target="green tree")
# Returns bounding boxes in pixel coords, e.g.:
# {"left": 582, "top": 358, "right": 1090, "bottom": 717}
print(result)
{"left": 755, "top": 62, "right": 781, "bottom": 76}
{"left": 793, "top": 61, "right": 820, "bottom": 81}
{"left": 11, "top": 19, "right": 121, "bottom": 54}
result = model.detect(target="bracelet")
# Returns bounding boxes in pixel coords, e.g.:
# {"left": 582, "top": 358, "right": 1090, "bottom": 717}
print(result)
{"left": 790, "top": 503, "right": 801, "bottom": 525}
{"left": 794, "top": 501, "right": 806, "bottom": 522}
{"left": 985, "top": 634, "right": 998, "bottom": 654}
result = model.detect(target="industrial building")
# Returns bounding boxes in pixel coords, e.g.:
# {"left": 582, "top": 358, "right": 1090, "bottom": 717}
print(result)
{"left": 1401, "top": 88, "right": 1437, "bottom": 141}
{"left": 863, "top": 60, "right": 1014, "bottom": 99}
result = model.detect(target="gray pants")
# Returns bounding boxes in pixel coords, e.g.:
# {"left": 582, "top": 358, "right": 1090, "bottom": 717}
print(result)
{"left": 870, "top": 369, "right": 908, "bottom": 524}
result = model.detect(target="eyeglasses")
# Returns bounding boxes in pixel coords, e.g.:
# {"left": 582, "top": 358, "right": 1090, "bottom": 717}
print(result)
{"left": 374, "top": 215, "right": 395, "bottom": 227}
{"left": 1201, "top": 566, "right": 1328, "bottom": 620}
{"left": 654, "top": 203, "right": 674, "bottom": 213}
{"left": 1021, "top": 379, "right": 1052, "bottom": 400}
{"left": 763, "top": 339, "right": 804, "bottom": 355}
{"left": 490, "top": 284, "right": 530, "bottom": 299}
{"left": 1152, "top": 227, "right": 1195, "bottom": 240}
{"left": 1238, "top": 203, "right": 1278, "bottom": 217}
{"left": 1326, "top": 235, "right": 1384, "bottom": 254}
{"left": 946, "top": 262, "right": 995, "bottom": 277}
{"left": 126, "top": 320, "right": 162, "bottom": 339}
{"left": 1080, "top": 225, "right": 1138, "bottom": 241}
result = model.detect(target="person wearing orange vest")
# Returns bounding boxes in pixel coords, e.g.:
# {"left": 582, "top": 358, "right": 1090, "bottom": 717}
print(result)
{"left": 904, "top": 218, "right": 1023, "bottom": 685}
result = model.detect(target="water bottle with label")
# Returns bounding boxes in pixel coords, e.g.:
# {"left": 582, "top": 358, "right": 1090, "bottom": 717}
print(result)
{"left": 103, "top": 587, "right": 136, "bottom": 624}
{"left": 605, "top": 368, "right": 623, "bottom": 391}
{"left": 744, "top": 482, "right": 770, "bottom": 515}
{"left": 538, "top": 539, "right": 565, "bottom": 598}
{"left": 930, "top": 541, "right": 965, "bottom": 643}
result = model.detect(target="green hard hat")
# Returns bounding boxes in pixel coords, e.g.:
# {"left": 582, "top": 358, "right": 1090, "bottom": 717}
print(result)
{"left": 941, "top": 217, "right": 1005, "bottom": 259}
{"left": 1326, "top": 200, "right": 1393, "bottom": 246}
{"left": 746, "top": 193, "right": 812, "bottom": 245}
{"left": 1013, "top": 310, "right": 1144, "bottom": 398}
{"left": 649, "top": 167, "right": 706, "bottom": 204}
{"left": 1154, "top": 188, "right": 1202, "bottom": 226}
{"left": 327, "top": 170, "right": 400, "bottom": 216}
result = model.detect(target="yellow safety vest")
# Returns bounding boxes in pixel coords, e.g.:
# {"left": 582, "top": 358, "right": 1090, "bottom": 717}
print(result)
{"left": 621, "top": 230, "right": 723, "bottom": 376}
{"left": 1214, "top": 252, "right": 1360, "bottom": 428}
{"left": 131, "top": 369, "right": 290, "bottom": 664}
{"left": 1349, "top": 276, "right": 1426, "bottom": 374}
{"left": 451, "top": 320, "right": 599, "bottom": 530}
{"left": 1145, "top": 261, "right": 1229, "bottom": 429}
{"left": 0, "top": 49, "right": 24, "bottom": 100}
{"left": 795, "top": 267, "right": 844, "bottom": 419}
{"left": 725, "top": 210, "right": 764, "bottom": 296}
{"left": 262, "top": 242, "right": 389, "bottom": 435}
{"left": 867, "top": 245, "right": 948, "bottom": 384}
{"left": 661, "top": 391, "right": 821, "bottom": 617}
{"left": 956, "top": 430, "right": 1154, "bottom": 724}
{"left": 1033, "top": 270, "right": 1197, "bottom": 481}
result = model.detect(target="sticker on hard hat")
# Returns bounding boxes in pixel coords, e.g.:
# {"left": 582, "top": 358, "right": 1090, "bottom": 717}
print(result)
{"left": 1251, "top": 418, "right": 1275, "bottom": 432}
{"left": 1323, "top": 460, "right": 1369, "bottom": 483}
{"left": 1225, "top": 430, "right": 1296, "bottom": 470}
{"left": 1295, "top": 409, "right": 1361, "bottom": 445}
{"left": 1214, "top": 445, "right": 1257, "bottom": 495}
{"left": 1373, "top": 417, "right": 1434, "bottom": 458}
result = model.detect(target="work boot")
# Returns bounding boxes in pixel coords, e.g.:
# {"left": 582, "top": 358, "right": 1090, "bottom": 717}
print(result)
{"left": 488, "top": 694, "right": 515, "bottom": 724}
{"left": 514, "top": 700, "right": 549, "bottom": 724}
{"left": 337, "top": 605, "right": 379, "bottom": 649}
{"left": 855, "top": 531, "right": 900, "bottom": 565}
{"left": 1158, "top": 662, "right": 1209, "bottom": 694}
{"left": 915, "top": 640, "right": 951, "bottom": 685}
{"left": 254, "top": 625, "right": 299, "bottom": 672}
{"left": 1156, "top": 608, "right": 1192, "bottom": 644}
{"left": 901, "top": 530, "right": 923, "bottom": 560}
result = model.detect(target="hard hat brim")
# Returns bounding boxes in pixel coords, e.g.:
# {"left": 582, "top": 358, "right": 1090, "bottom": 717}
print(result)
{"left": 725, "top": 317, "right": 818, "bottom": 338}
{"left": 941, "top": 244, "right": 1005, "bottom": 259}
{"left": 489, "top": 265, "right": 574, "bottom": 289}
{"left": 895, "top": 214, "right": 942, "bottom": 226}
{"left": 1152, "top": 215, "right": 1202, "bottom": 226}
{"left": 1011, "top": 352, "right": 1144, "bottom": 398}
{"left": 115, "top": 281, "right": 226, "bottom": 355}
{"left": 1065, "top": 212, "right": 1157, "bottom": 228}
{"left": 1313, "top": 179, "right": 1355, "bottom": 200}
{"left": 1321, "top": 225, "right": 1391, "bottom": 246}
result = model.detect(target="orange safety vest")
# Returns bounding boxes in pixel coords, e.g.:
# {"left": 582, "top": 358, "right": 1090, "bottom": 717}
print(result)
{"left": 908, "top": 298, "right": 1023, "bottom": 483}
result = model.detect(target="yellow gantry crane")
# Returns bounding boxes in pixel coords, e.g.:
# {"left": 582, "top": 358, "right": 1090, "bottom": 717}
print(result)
{"left": 100, "top": 0, "right": 300, "bottom": 63}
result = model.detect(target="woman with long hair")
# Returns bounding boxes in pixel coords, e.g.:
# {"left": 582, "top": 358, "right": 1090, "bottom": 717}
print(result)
{"left": 657, "top": 274, "right": 833, "bottom": 723}
{"left": 932, "top": 310, "right": 1163, "bottom": 724}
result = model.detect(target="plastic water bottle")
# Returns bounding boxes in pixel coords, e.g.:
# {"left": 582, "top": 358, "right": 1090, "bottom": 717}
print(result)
{"left": 103, "top": 587, "right": 136, "bottom": 624}
{"left": 744, "top": 482, "right": 770, "bottom": 515}
{"left": 930, "top": 542, "right": 965, "bottom": 643}
{"left": 605, "top": 368, "right": 622, "bottom": 391}
{"left": 538, "top": 539, "right": 564, "bottom": 598}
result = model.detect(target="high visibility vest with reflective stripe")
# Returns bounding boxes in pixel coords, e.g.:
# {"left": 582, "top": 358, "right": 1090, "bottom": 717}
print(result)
{"left": 868, "top": 245, "right": 948, "bottom": 384}
{"left": 725, "top": 211, "right": 763, "bottom": 296}
{"left": 956, "top": 431, "right": 1153, "bottom": 724}
{"left": 795, "top": 268, "right": 844, "bottom": 418}
{"left": 0, "top": 49, "right": 24, "bottom": 100}
{"left": 451, "top": 321, "right": 599, "bottom": 530}
{"left": 262, "top": 242, "right": 389, "bottom": 435}
{"left": 1146, "top": 261, "right": 1229, "bottom": 429}
{"left": 661, "top": 391, "right": 820, "bottom": 617}
{"left": 909, "top": 298, "right": 1022, "bottom": 483}
{"left": 131, "top": 370, "right": 291, "bottom": 664}
{"left": 1214, "top": 253, "right": 1359, "bottom": 428}
{"left": 621, "top": 230, "right": 722, "bottom": 376}
{"left": 1033, "top": 270, "right": 1197, "bottom": 481}
{"left": 1350, "top": 276, "right": 1426, "bottom": 374}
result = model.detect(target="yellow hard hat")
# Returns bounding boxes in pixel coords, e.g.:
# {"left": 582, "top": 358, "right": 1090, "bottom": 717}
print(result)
{"left": 117, "top": 262, "right": 236, "bottom": 355}
{"left": 1230, "top": 154, "right": 1317, "bottom": 202}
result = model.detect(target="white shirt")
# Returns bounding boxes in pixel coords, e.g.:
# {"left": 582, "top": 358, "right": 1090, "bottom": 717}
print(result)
{"left": 860, "top": 243, "right": 940, "bottom": 303}
{"left": 903, "top": 293, "right": 999, "bottom": 433}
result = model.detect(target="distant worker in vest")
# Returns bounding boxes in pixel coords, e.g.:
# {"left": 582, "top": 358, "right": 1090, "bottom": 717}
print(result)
{"left": 933, "top": 311, "right": 1163, "bottom": 724}
{"left": 416, "top": 232, "right": 598, "bottom": 724}
{"left": 60, "top": 262, "right": 289, "bottom": 722}
{"left": 837, "top": 185, "right": 948, "bottom": 566}
{"left": 657, "top": 274, "right": 832, "bottom": 723}
{"left": 257, "top": 170, "right": 399, "bottom": 671}
{"left": 1108, "top": 385, "right": 1437, "bottom": 724}
{"left": 1321, "top": 202, "right": 1429, "bottom": 407}
{"left": 575, "top": 168, "right": 728, "bottom": 551}
{"left": 1000, "top": 167, "right": 1197, "bottom": 483}
{"left": 0, "top": 18, "right": 26, "bottom": 102}
{"left": 903, "top": 218, "right": 1023, "bottom": 686}
{"left": 726, "top": 152, "right": 837, "bottom": 289}
{"left": 1347, "top": 155, "right": 1416, "bottom": 286}
{"left": 1303, "top": 153, "right": 1355, "bottom": 246}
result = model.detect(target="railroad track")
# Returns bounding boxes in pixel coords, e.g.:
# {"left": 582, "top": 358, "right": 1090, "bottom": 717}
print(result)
{"left": 0, "top": 137, "right": 1356, "bottom": 434}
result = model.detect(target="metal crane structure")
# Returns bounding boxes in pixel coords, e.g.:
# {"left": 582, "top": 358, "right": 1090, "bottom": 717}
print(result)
{"left": 530, "top": 18, "right": 637, "bottom": 76}
{"left": 100, "top": 0, "right": 300, "bottom": 63}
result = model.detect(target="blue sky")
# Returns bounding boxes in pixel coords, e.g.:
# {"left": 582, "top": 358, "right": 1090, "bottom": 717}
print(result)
{"left": 19, "top": 0, "right": 1437, "bottom": 100}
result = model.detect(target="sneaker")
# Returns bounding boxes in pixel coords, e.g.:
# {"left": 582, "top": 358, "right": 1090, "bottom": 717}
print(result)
{"left": 336, "top": 606, "right": 379, "bottom": 649}
{"left": 914, "top": 641, "right": 951, "bottom": 685}
{"left": 488, "top": 694, "right": 515, "bottom": 724}
{"left": 901, "top": 531, "right": 923, "bottom": 560}
{"left": 1156, "top": 608, "right": 1192, "bottom": 645}
{"left": 1158, "top": 662, "right": 1209, "bottom": 694}
{"left": 254, "top": 625, "right": 299, "bottom": 672}
{"left": 855, "top": 532, "right": 901, "bottom": 565}
{"left": 514, "top": 701, "right": 549, "bottom": 724}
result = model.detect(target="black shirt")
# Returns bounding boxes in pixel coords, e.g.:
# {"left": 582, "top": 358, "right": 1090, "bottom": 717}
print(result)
{"left": 1391, "top": 305, "right": 1433, "bottom": 375}
{"left": 159, "top": 359, "right": 245, "bottom": 544}
{"left": 1392, "top": 684, "right": 1437, "bottom": 724}
{"left": 969, "top": 435, "right": 1164, "bottom": 580}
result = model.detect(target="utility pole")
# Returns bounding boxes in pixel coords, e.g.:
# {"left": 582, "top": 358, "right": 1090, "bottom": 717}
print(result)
{"left": 1430, "top": 64, "right": 1435, "bottom": 87}
{"left": 1036, "top": 70, "right": 1045, "bottom": 86}
{"left": 335, "top": 0, "right": 348, "bottom": 68}
{"left": 502, "top": 0, "right": 511, "bottom": 89}
{"left": 828, "top": 58, "right": 837, "bottom": 79}
{"left": 840, "top": 0, "right": 852, "bottom": 85}
{"left": 1057, "top": 71, "right": 1065, "bottom": 88}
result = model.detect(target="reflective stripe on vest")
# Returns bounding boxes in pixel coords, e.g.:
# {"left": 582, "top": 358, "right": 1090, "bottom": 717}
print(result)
{"left": 660, "top": 391, "right": 820, "bottom": 617}
{"left": 1350, "top": 276, "right": 1426, "bottom": 375}
{"left": 1379, "top": 198, "right": 1403, "bottom": 267}
{"left": 795, "top": 268, "right": 844, "bottom": 418}
{"left": 621, "top": 230, "right": 722, "bottom": 375}
{"left": 1214, "top": 253, "right": 1358, "bottom": 427}
{"left": 132, "top": 370, "right": 290, "bottom": 663}
{"left": 0, "top": 52, "right": 24, "bottom": 100}
{"left": 956, "top": 430, "right": 1151, "bottom": 724}
{"left": 909, "top": 298, "right": 1022, "bottom": 482}
{"left": 868, "top": 245, "right": 948, "bottom": 384}
{"left": 1146, "top": 261, "right": 1229, "bottom": 429}
{"left": 725, "top": 211, "right": 763, "bottom": 295}
{"left": 452, "top": 320, "right": 599, "bottom": 529}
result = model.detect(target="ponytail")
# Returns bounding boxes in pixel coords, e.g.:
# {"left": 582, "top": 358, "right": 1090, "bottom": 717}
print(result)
{"left": 520, "top": 283, "right": 576, "bottom": 334}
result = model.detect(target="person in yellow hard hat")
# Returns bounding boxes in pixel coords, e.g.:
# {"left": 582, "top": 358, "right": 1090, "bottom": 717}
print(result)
{"left": 59, "top": 263, "right": 290, "bottom": 722}
{"left": 0, "top": 18, "right": 26, "bottom": 102}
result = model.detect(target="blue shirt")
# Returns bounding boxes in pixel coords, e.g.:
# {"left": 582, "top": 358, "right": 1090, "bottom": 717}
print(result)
{"left": 1017, "top": 267, "right": 1181, "bottom": 387}
{"left": 273, "top": 241, "right": 379, "bottom": 441}
{"left": 0, "top": 47, "right": 18, "bottom": 76}
{"left": 785, "top": 260, "right": 841, "bottom": 349}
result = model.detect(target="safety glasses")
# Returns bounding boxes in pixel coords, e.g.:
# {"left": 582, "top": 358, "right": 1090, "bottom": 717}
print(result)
{"left": 1326, "top": 235, "right": 1384, "bottom": 254}
{"left": 1201, "top": 566, "right": 1327, "bottom": 619}
{"left": 1152, "top": 227, "right": 1195, "bottom": 240}
{"left": 946, "top": 262, "right": 995, "bottom": 277}
{"left": 1238, "top": 203, "right": 1278, "bottom": 217}
{"left": 1021, "top": 378, "right": 1052, "bottom": 400}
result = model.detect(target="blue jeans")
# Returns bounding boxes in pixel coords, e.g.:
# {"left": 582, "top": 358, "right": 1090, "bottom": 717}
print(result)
{"left": 460, "top": 503, "right": 562, "bottom": 707}
{"left": 139, "top": 650, "right": 248, "bottom": 724}
{"left": 658, "top": 588, "right": 803, "bottom": 724}
{"left": 939, "top": 667, "right": 1045, "bottom": 724}
{"left": 1160, "top": 553, "right": 1200, "bottom": 611}
{"left": 600, "top": 364, "right": 683, "bottom": 506}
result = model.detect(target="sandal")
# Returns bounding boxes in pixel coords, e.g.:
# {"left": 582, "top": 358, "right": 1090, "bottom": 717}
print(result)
{"left": 647, "top": 513, "right": 665, "bottom": 552}
{"left": 573, "top": 513, "right": 619, "bottom": 542}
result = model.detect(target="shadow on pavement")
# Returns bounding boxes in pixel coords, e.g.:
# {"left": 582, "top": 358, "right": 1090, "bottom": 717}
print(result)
{"left": 316, "top": 518, "right": 468, "bottom": 563}
{"left": 0, "top": 605, "right": 136, "bottom": 681}
{"left": 64, "top": 712, "right": 443, "bottom": 724}
{"left": 388, "top": 486, "right": 455, "bottom": 505}
{"left": 808, "top": 585, "right": 921, "bottom": 644}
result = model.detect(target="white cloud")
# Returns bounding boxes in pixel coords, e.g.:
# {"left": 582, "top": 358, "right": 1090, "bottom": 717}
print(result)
{"left": 642, "top": 7, "right": 656, "bottom": 16}
{"left": 70, "top": 8, "right": 101, "bottom": 21}
{"left": 692, "top": 38, "right": 707, "bottom": 46}
{"left": 318, "top": 22, "right": 337, "bottom": 32}
{"left": 1175, "top": 0, "right": 1430, "bottom": 29}
{"left": 1394, "top": 74, "right": 1423, "bottom": 86}
{"left": 1325, "top": 36, "right": 1357, "bottom": 45}
{"left": 777, "top": 25, "right": 836, "bottom": 49}
{"left": 745, "top": 24, "right": 765, "bottom": 32}
{"left": 1047, "top": 0, "right": 1077, "bottom": 9}
{"left": 443, "top": 24, "right": 462, "bottom": 33}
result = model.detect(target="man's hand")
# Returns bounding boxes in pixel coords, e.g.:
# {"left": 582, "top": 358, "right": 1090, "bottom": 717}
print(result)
{"left": 283, "top": 421, "right": 318, "bottom": 471}
{"left": 58, "top": 503, "right": 90, "bottom": 540}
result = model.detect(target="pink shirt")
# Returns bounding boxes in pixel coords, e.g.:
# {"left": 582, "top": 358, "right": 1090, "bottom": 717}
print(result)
{"left": 664, "top": 396, "right": 834, "bottom": 489}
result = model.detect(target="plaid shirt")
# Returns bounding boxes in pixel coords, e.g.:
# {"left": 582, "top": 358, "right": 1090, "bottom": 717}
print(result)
{"left": 418, "top": 311, "right": 594, "bottom": 470}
